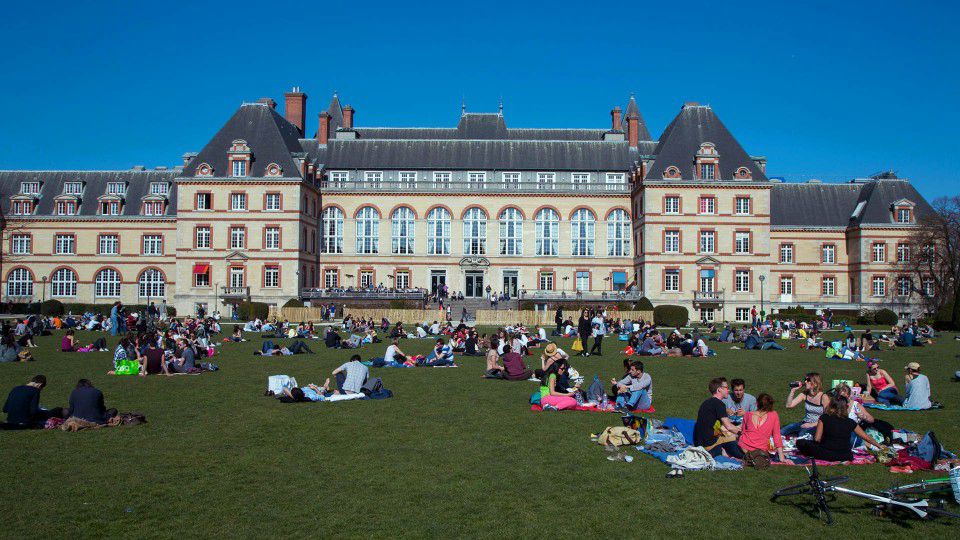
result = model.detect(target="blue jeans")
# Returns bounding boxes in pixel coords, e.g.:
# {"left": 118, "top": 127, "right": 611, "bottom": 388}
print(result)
{"left": 877, "top": 387, "right": 904, "bottom": 405}
{"left": 616, "top": 389, "right": 651, "bottom": 410}
{"left": 781, "top": 421, "right": 815, "bottom": 438}
{"left": 760, "top": 341, "right": 784, "bottom": 350}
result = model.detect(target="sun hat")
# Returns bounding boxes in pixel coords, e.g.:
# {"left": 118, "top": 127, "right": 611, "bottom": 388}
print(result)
{"left": 904, "top": 362, "right": 921, "bottom": 372}
{"left": 544, "top": 343, "right": 558, "bottom": 355}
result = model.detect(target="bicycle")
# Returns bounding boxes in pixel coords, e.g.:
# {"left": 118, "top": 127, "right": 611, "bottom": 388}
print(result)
{"left": 771, "top": 459, "right": 960, "bottom": 524}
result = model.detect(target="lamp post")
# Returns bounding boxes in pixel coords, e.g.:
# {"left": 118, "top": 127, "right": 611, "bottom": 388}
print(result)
{"left": 759, "top": 274, "right": 766, "bottom": 320}
{"left": 41, "top": 275, "right": 47, "bottom": 303}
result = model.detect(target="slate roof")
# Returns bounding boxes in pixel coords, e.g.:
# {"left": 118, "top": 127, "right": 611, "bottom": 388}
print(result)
{"left": 645, "top": 104, "right": 767, "bottom": 181}
{"left": 851, "top": 178, "right": 936, "bottom": 225}
{"left": 181, "top": 103, "right": 304, "bottom": 178}
{"left": 771, "top": 178, "right": 935, "bottom": 227}
{"left": 624, "top": 96, "right": 653, "bottom": 141}
{"left": 0, "top": 169, "right": 179, "bottom": 217}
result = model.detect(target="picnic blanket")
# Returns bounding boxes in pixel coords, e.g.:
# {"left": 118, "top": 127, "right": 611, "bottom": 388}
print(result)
{"left": 638, "top": 446, "right": 743, "bottom": 471}
{"left": 530, "top": 404, "right": 655, "bottom": 414}
{"left": 863, "top": 402, "right": 943, "bottom": 411}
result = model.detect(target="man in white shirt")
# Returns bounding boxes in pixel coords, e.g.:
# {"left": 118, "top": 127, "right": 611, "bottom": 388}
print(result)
{"left": 383, "top": 338, "right": 408, "bottom": 365}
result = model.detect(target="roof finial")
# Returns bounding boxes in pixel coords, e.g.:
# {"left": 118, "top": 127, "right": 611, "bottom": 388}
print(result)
{"left": 461, "top": 97, "right": 466, "bottom": 115}
{"left": 498, "top": 96, "right": 503, "bottom": 115}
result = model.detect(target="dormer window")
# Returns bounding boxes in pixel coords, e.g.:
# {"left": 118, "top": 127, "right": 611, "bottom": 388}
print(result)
{"left": 107, "top": 182, "right": 126, "bottom": 196}
{"left": 664, "top": 166, "right": 681, "bottom": 179}
{"left": 150, "top": 182, "right": 169, "bottom": 196}
{"left": 891, "top": 199, "right": 915, "bottom": 224}
{"left": 20, "top": 181, "right": 40, "bottom": 195}
{"left": 55, "top": 200, "right": 77, "bottom": 216}
{"left": 232, "top": 160, "right": 247, "bottom": 177}
{"left": 896, "top": 208, "right": 912, "bottom": 224}
{"left": 100, "top": 199, "right": 122, "bottom": 215}
{"left": 64, "top": 181, "right": 83, "bottom": 195}
{"left": 143, "top": 201, "right": 165, "bottom": 216}
{"left": 695, "top": 142, "right": 720, "bottom": 180}
{"left": 228, "top": 139, "right": 252, "bottom": 178}
{"left": 734, "top": 167, "right": 752, "bottom": 180}
{"left": 11, "top": 200, "right": 34, "bottom": 215}
{"left": 196, "top": 163, "right": 214, "bottom": 177}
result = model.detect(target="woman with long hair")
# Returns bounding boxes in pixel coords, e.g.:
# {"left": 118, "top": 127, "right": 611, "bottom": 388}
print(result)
{"left": 781, "top": 372, "right": 830, "bottom": 438}
{"left": 539, "top": 360, "right": 577, "bottom": 410}
{"left": 738, "top": 393, "right": 786, "bottom": 464}
{"left": 796, "top": 396, "right": 883, "bottom": 462}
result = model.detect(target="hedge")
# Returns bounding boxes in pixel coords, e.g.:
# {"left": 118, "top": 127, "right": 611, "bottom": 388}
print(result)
{"left": 873, "top": 308, "right": 899, "bottom": 326}
{"left": 635, "top": 297, "right": 654, "bottom": 311}
{"left": 238, "top": 301, "right": 270, "bottom": 321}
{"left": 653, "top": 305, "right": 688, "bottom": 327}
{"left": 40, "top": 299, "right": 64, "bottom": 316}
{"left": 771, "top": 306, "right": 817, "bottom": 324}
{"left": 283, "top": 298, "right": 304, "bottom": 308}
{"left": 2, "top": 302, "right": 175, "bottom": 317}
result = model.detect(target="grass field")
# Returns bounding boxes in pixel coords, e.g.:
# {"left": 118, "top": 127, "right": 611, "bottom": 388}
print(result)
{"left": 1, "top": 327, "right": 958, "bottom": 538}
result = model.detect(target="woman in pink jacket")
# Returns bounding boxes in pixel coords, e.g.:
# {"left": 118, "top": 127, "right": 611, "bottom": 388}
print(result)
{"left": 738, "top": 393, "right": 786, "bottom": 461}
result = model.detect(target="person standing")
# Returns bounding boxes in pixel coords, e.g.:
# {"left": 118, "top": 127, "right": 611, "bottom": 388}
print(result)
{"left": 159, "top": 299, "right": 168, "bottom": 321}
{"left": 577, "top": 310, "right": 591, "bottom": 357}
{"left": 589, "top": 323, "right": 603, "bottom": 356}
{"left": 554, "top": 307, "right": 563, "bottom": 335}
{"left": 109, "top": 301, "right": 121, "bottom": 336}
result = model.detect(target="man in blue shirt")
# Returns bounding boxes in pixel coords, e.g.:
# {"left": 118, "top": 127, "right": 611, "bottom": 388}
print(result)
{"left": 3, "top": 375, "right": 49, "bottom": 428}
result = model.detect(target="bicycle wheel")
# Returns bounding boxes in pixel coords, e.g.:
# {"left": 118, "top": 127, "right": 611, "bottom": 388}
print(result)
{"left": 925, "top": 502, "right": 960, "bottom": 520}
{"left": 773, "top": 483, "right": 813, "bottom": 498}
{"left": 885, "top": 480, "right": 951, "bottom": 497}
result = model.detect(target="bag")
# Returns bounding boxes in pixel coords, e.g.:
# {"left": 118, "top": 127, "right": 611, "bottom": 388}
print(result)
{"left": 571, "top": 338, "right": 584, "bottom": 352}
{"left": 597, "top": 426, "right": 642, "bottom": 447}
{"left": 743, "top": 449, "right": 771, "bottom": 469}
{"left": 115, "top": 359, "right": 140, "bottom": 376}
{"left": 361, "top": 377, "right": 384, "bottom": 395}
{"left": 200, "top": 362, "right": 219, "bottom": 371}
{"left": 586, "top": 375, "right": 605, "bottom": 403}
{"left": 267, "top": 375, "right": 297, "bottom": 395}
{"left": 624, "top": 346, "right": 635, "bottom": 356}
{"left": 17, "top": 350, "right": 33, "bottom": 361}
{"left": 530, "top": 391, "right": 541, "bottom": 405}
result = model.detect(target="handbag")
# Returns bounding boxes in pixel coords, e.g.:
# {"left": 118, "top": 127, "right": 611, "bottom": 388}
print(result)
{"left": 571, "top": 338, "right": 584, "bottom": 352}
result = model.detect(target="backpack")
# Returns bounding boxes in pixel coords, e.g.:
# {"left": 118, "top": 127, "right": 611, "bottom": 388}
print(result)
{"left": 361, "top": 377, "right": 383, "bottom": 395}
{"left": 586, "top": 375, "right": 605, "bottom": 403}
{"left": 597, "top": 426, "right": 642, "bottom": 447}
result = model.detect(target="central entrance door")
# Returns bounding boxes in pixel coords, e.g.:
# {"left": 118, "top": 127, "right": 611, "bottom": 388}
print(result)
{"left": 430, "top": 270, "right": 446, "bottom": 295}
{"left": 465, "top": 272, "right": 484, "bottom": 297}
{"left": 502, "top": 271, "right": 518, "bottom": 297}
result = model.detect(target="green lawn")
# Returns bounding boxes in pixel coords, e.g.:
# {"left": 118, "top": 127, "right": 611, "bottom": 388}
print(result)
{"left": 1, "top": 328, "right": 958, "bottom": 538}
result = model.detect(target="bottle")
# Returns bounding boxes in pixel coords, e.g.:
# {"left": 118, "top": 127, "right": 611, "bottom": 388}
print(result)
{"left": 950, "top": 466, "right": 960, "bottom": 504}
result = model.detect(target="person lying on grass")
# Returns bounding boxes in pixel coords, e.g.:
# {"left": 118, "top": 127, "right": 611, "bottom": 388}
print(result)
{"left": 279, "top": 379, "right": 338, "bottom": 402}
{"left": 612, "top": 360, "right": 652, "bottom": 412}
{"left": 61, "top": 329, "right": 107, "bottom": 353}
{"left": 796, "top": 396, "right": 885, "bottom": 462}
{"left": 254, "top": 340, "right": 315, "bottom": 356}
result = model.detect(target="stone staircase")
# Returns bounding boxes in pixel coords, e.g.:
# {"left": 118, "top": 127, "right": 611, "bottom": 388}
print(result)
{"left": 433, "top": 296, "right": 519, "bottom": 322}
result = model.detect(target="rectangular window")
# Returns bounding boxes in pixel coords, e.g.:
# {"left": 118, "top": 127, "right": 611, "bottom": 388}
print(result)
{"left": 265, "top": 227, "right": 280, "bottom": 250}
{"left": 536, "top": 172, "right": 556, "bottom": 190}
{"left": 359, "top": 271, "right": 374, "bottom": 289}
{"left": 395, "top": 271, "right": 410, "bottom": 290}
{"left": 872, "top": 276, "right": 885, "bottom": 297}
{"left": 896, "top": 243, "right": 910, "bottom": 263}
{"left": 64, "top": 182, "right": 82, "bottom": 195}
{"left": 100, "top": 200, "right": 121, "bottom": 215}
{"left": 98, "top": 234, "right": 119, "bottom": 255}
{"left": 539, "top": 272, "right": 554, "bottom": 291}
{"left": 779, "top": 243, "right": 794, "bottom": 263}
{"left": 575, "top": 271, "right": 590, "bottom": 292}
{"left": 433, "top": 172, "right": 451, "bottom": 188}
{"left": 265, "top": 193, "right": 281, "bottom": 211}
{"left": 735, "top": 197, "right": 751, "bottom": 215}
{"left": 467, "top": 172, "right": 486, "bottom": 187}
{"left": 698, "top": 197, "right": 716, "bottom": 215}
{"left": 232, "top": 160, "right": 247, "bottom": 177}
{"left": 12, "top": 201, "right": 33, "bottom": 215}
{"left": 107, "top": 182, "right": 126, "bottom": 195}
{"left": 327, "top": 171, "right": 348, "bottom": 187}
{"left": 734, "top": 270, "right": 750, "bottom": 293}
{"left": 700, "top": 308, "right": 715, "bottom": 322}
{"left": 735, "top": 232, "right": 751, "bottom": 254}
{"left": 822, "top": 277, "right": 835, "bottom": 296}
{"left": 502, "top": 172, "right": 520, "bottom": 188}
{"left": 780, "top": 277, "right": 794, "bottom": 295}
{"left": 896, "top": 208, "right": 912, "bottom": 223}
{"left": 55, "top": 234, "right": 75, "bottom": 255}
{"left": 195, "top": 226, "right": 211, "bottom": 249}
{"left": 324, "top": 269, "right": 339, "bottom": 288}
{"left": 699, "top": 231, "right": 715, "bottom": 254}
{"left": 700, "top": 164, "right": 716, "bottom": 180}
{"left": 150, "top": 182, "right": 169, "bottom": 195}
{"left": 572, "top": 173, "right": 590, "bottom": 190}
{"left": 872, "top": 243, "right": 886, "bottom": 263}
{"left": 194, "top": 269, "right": 210, "bottom": 288}
{"left": 605, "top": 173, "right": 626, "bottom": 189}
{"left": 399, "top": 172, "right": 417, "bottom": 189}
{"left": 196, "top": 193, "right": 211, "bottom": 210}
{"left": 229, "top": 267, "right": 244, "bottom": 288}
{"left": 230, "top": 227, "right": 246, "bottom": 249}
{"left": 822, "top": 244, "right": 836, "bottom": 264}
{"left": 230, "top": 193, "right": 247, "bottom": 211}
{"left": 142, "top": 235, "right": 162, "bottom": 255}
{"left": 56, "top": 200, "right": 76, "bottom": 216}
{"left": 11, "top": 234, "right": 31, "bottom": 255}
{"left": 664, "top": 196, "right": 680, "bottom": 214}
{"left": 664, "top": 230, "right": 680, "bottom": 253}
{"left": 143, "top": 201, "right": 164, "bottom": 216}
{"left": 664, "top": 269, "right": 680, "bottom": 292}
{"left": 264, "top": 266, "right": 280, "bottom": 288}
{"left": 364, "top": 171, "right": 383, "bottom": 188}
{"left": 20, "top": 181, "right": 40, "bottom": 195}
{"left": 897, "top": 277, "right": 911, "bottom": 296}
{"left": 923, "top": 278, "right": 935, "bottom": 297}
{"left": 735, "top": 307, "right": 750, "bottom": 323}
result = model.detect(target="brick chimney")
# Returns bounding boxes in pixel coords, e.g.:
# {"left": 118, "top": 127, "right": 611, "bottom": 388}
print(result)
{"left": 257, "top": 97, "right": 277, "bottom": 109}
{"left": 627, "top": 116, "right": 639, "bottom": 148}
{"left": 343, "top": 105, "right": 355, "bottom": 129}
{"left": 611, "top": 106, "right": 622, "bottom": 131}
{"left": 318, "top": 112, "right": 331, "bottom": 144}
{"left": 284, "top": 86, "right": 307, "bottom": 136}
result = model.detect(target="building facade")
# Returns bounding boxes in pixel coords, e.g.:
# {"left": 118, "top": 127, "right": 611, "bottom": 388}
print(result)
{"left": 0, "top": 88, "right": 934, "bottom": 319}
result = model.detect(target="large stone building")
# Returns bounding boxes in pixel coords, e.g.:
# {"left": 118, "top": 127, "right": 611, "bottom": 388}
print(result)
{"left": 0, "top": 88, "right": 934, "bottom": 320}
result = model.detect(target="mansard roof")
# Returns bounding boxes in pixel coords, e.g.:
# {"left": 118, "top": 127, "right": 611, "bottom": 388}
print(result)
{"left": 182, "top": 103, "right": 303, "bottom": 179}
{"left": 850, "top": 178, "right": 935, "bottom": 225}
{"left": 645, "top": 103, "right": 767, "bottom": 181}
{"left": 0, "top": 169, "right": 179, "bottom": 217}
{"left": 770, "top": 177, "right": 935, "bottom": 228}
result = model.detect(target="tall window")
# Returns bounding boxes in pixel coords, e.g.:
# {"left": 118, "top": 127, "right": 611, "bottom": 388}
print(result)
{"left": 427, "top": 207, "right": 451, "bottom": 255}
{"left": 12, "top": 200, "right": 33, "bottom": 215}
{"left": 607, "top": 209, "right": 631, "bottom": 256}
{"left": 699, "top": 231, "right": 715, "bottom": 254}
{"left": 539, "top": 272, "right": 554, "bottom": 291}
{"left": 324, "top": 269, "right": 339, "bottom": 288}
{"left": 265, "top": 193, "right": 281, "bottom": 211}
{"left": 897, "top": 277, "right": 911, "bottom": 296}
{"left": 575, "top": 271, "right": 590, "bottom": 291}
{"left": 896, "top": 243, "right": 910, "bottom": 263}
{"left": 698, "top": 196, "right": 716, "bottom": 214}
{"left": 399, "top": 172, "right": 417, "bottom": 189}
{"left": 195, "top": 227, "right": 211, "bottom": 249}
{"left": 11, "top": 234, "right": 31, "bottom": 255}
{"left": 230, "top": 227, "right": 246, "bottom": 249}
{"left": 780, "top": 276, "right": 794, "bottom": 295}
{"left": 321, "top": 207, "right": 344, "bottom": 254}
{"left": 922, "top": 278, "right": 935, "bottom": 297}
{"left": 355, "top": 206, "right": 380, "bottom": 254}
{"left": 536, "top": 172, "right": 556, "bottom": 190}
{"left": 6, "top": 268, "right": 33, "bottom": 297}
{"left": 359, "top": 271, "right": 374, "bottom": 289}
{"left": 391, "top": 207, "right": 415, "bottom": 254}
{"left": 664, "top": 269, "right": 680, "bottom": 292}
{"left": 535, "top": 208, "right": 559, "bottom": 256}
{"left": 463, "top": 207, "right": 487, "bottom": 255}
{"left": 139, "top": 269, "right": 166, "bottom": 298}
{"left": 822, "top": 277, "right": 836, "bottom": 296}
{"left": 433, "top": 172, "right": 451, "bottom": 188}
{"left": 735, "top": 232, "right": 751, "bottom": 254}
{"left": 779, "top": 243, "right": 794, "bottom": 263}
{"left": 735, "top": 197, "right": 751, "bottom": 215}
{"left": 230, "top": 193, "right": 247, "bottom": 211}
{"left": 51, "top": 268, "right": 77, "bottom": 297}
{"left": 735, "top": 307, "right": 750, "bottom": 323}
{"left": 664, "top": 230, "right": 680, "bottom": 253}
{"left": 264, "top": 266, "right": 280, "bottom": 288}
{"left": 229, "top": 268, "right": 244, "bottom": 288}
{"left": 664, "top": 196, "right": 680, "bottom": 214}
{"left": 64, "top": 182, "right": 82, "bottom": 195}
{"left": 700, "top": 164, "right": 716, "bottom": 180}
{"left": 896, "top": 208, "right": 912, "bottom": 223}
{"left": 55, "top": 234, "right": 75, "bottom": 255}
{"left": 95, "top": 268, "right": 121, "bottom": 298}
{"left": 265, "top": 227, "right": 280, "bottom": 250}
{"left": 734, "top": 270, "right": 750, "bottom": 293}
{"left": 231, "top": 160, "right": 247, "bottom": 177}
{"left": 395, "top": 271, "right": 410, "bottom": 289}
{"left": 570, "top": 208, "right": 595, "bottom": 257}
{"left": 871, "top": 276, "right": 885, "bottom": 297}
{"left": 502, "top": 172, "right": 520, "bottom": 188}
{"left": 872, "top": 243, "right": 886, "bottom": 263}
{"left": 499, "top": 208, "right": 523, "bottom": 255}
{"left": 822, "top": 244, "right": 836, "bottom": 264}
{"left": 364, "top": 171, "right": 383, "bottom": 188}
{"left": 99, "top": 235, "right": 119, "bottom": 255}
{"left": 196, "top": 193, "right": 211, "bottom": 210}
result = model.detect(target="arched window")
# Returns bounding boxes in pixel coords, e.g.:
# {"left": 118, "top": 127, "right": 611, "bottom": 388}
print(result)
{"left": 499, "top": 208, "right": 523, "bottom": 255}
{"left": 51, "top": 268, "right": 77, "bottom": 297}
{"left": 427, "top": 207, "right": 451, "bottom": 255}
{"left": 463, "top": 207, "right": 487, "bottom": 255}
{"left": 535, "top": 208, "right": 559, "bottom": 256}
{"left": 570, "top": 208, "right": 596, "bottom": 256}
{"left": 355, "top": 206, "right": 380, "bottom": 254}
{"left": 391, "top": 207, "right": 415, "bottom": 254}
{"left": 95, "top": 268, "right": 121, "bottom": 298}
{"left": 138, "top": 268, "right": 165, "bottom": 299}
{"left": 6, "top": 268, "right": 33, "bottom": 298}
{"left": 607, "top": 209, "right": 631, "bottom": 256}
{"left": 321, "top": 207, "right": 344, "bottom": 254}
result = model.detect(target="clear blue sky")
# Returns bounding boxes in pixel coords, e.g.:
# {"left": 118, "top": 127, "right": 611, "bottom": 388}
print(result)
{"left": 0, "top": 0, "right": 956, "bottom": 198}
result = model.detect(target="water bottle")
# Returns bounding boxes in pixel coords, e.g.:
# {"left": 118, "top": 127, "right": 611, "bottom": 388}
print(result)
{"left": 950, "top": 466, "right": 960, "bottom": 504}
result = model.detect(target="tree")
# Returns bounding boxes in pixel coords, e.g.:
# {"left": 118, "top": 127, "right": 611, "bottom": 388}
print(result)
{"left": 902, "top": 195, "right": 960, "bottom": 328}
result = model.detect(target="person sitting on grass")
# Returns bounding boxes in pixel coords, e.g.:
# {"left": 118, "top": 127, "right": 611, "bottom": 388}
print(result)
{"left": 782, "top": 372, "right": 830, "bottom": 438}
{"left": 539, "top": 359, "right": 578, "bottom": 410}
{"left": 382, "top": 338, "right": 410, "bottom": 366}
{"left": 484, "top": 340, "right": 504, "bottom": 378}
{"left": 796, "top": 396, "right": 884, "bottom": 462}
{"left": 227, "top": 326, "right": 246, "bottom": 343}
{"left": 834, "top": 383, "right": 893, "bottom": 444}
{"left": 737, "top": 393, "right": 786, "bottom": 465}
{"left": 137, "top": 337, "right": 172, "bottom": 376}
{"left": 64, "top": 379, "right": 111, "bottom": 427}
{"left": 903, "top": 362, "right": 932, "bottom": 409}
{"left": 722, "top": 378, "right": 757, "bottom": 424}
{"left": 864, "top": 360, "right": 902, "bottom": 405}
{"left": 61, "top": 329, "right": 107, "bottom": 353}
{"left": 693, "top": 377, "right": 743, "bottom": 459}
{"left": 332, "top": 355, "right": 369, "bottom": 395}
{"left": 0, "top": 333, "right": 26, "bottom": 362}
{"left": 612, "top": 360, "right": 652, "bottom": 412}
{"left": 2, "top": 375, "right": 59, "bottom": 429}
{"left": 424, "top": 338, "right": 454, "bottom": 366}
{"left": 540, "top": 342, "right": 569, "bottom": 371}
{"left": 463, "top": 330, "right": 483, "bottom": 356}
{"left": 500, "top": 345, "right": 533, "bottom": 381}
{"left": 169, "top": 338, "right": 197, "bottom": 372}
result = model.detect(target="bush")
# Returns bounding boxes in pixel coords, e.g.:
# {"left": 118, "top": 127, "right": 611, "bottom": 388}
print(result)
{"left": 635, "top": 297, "right": 654, "bottom": 311}
{"left": 856, "top": 311, "right": 874, "bottom": 325}
{"left": 771, "top": 305, "right": 817, "bottom": 324}
{"left": 283, "top": 298, "right": 304, "bottom": 308}
{"left": 39, "top": 299, "right": 64, "bottom": 316}
{"left": 873, "top": 308, "right": 899, "bottom": 326}
{"left": 653, "top": 305, "right": 688, "bottom": 327}
{"left": 238, "top": 301, "right": 270, "bottom": 321}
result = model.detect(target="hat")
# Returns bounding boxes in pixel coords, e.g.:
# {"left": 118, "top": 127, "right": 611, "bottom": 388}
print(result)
{"left": 544, "top": 343, "right": 557, "bottom": 355}
{"left": 905, "top": 362, "right": 921, "bottom": 372}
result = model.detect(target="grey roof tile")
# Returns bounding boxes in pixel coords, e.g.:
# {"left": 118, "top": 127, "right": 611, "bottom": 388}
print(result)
{"left": 770, "top": 182, "right": 862, "bottom": 227}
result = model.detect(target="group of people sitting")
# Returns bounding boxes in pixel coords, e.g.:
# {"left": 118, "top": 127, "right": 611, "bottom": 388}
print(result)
{"left": 2, "top": 375, "right": 130, "bottom": 431}
{"left": 269, "top": 355, "right": 388, "bottom": 402}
